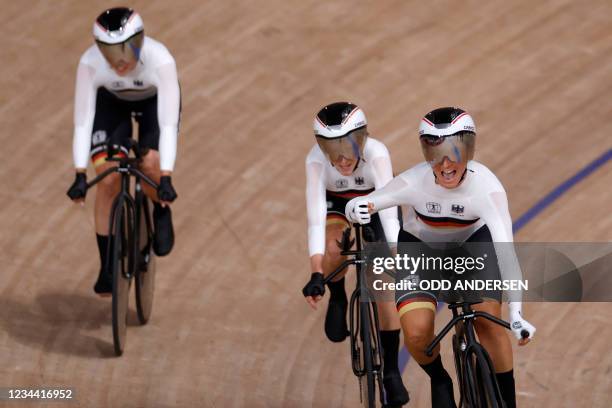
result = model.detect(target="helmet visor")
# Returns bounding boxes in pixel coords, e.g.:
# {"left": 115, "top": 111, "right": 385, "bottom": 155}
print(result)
{"left": 96, "top": 31, "right": 144, "bottom": 68}
{"left": 420, "top": 133, "right": 475, "bottom": 165}
{"left": 316, "top": 127, "right": 367, "bottom": 162}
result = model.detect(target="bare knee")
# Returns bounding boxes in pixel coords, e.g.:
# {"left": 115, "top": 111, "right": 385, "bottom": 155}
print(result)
{"left": 473, "top": 301, "right": 505, "bottom": 341}
{"left": 139, "top": 151, "right": 160, "bottom": 178}
{"left": 474, "top": 315, "right": 507, "bottom": 342}
{"left": 96, "top": 171, "right": 121, "bottom": 197}
{"left": 405, "top": 332, "right": 430, "bottom": 350}
{"left": 403, "top": 320, "right": 433, "bottom": 349}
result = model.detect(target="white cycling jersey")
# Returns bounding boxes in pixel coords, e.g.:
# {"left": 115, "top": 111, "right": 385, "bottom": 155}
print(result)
{"left": 306, "top": 137, "right": 400, "bottom": 256}
{"left": 72, "top": 36, "right": 180, "bottom": 171}
{"left": 361, "top": 160, "right": 523, "bottom": 302}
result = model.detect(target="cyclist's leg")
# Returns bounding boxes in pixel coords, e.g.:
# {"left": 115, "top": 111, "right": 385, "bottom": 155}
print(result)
{"left": 318, "top": 191, "right": 357, "bottom": 342}
{"left": 398, "top": 305, "right": 456, "bottom": 408}
{"left": 397, "top": 228, "right": 456, "bottom": 408}
{"left": 367, "top": 214, "right": 409, "bottom": 405}
{"left": 322, "top": 220, "right": 349, "bottom": 278}
{"left": 139, "top": 149, "right": 161, "bottom": 198}
{"left": 397, "top": 300, "right": 437, "bottom": 364}
{"left": 90, "top": 89, "right": 131, "bottom": 294}
{"left": 467, "top": 225, "right": 516, "bottom": 407}
{"left": 135, "top": 95, "right": 174, "bottom": 256}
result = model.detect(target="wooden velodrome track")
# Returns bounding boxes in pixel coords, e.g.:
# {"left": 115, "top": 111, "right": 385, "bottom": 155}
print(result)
{"left": 1, "top": 1, "right": 611, "bottom": 407}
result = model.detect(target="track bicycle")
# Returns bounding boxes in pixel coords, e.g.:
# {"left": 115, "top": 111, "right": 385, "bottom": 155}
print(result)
{"left": 323, "top": 223, "right": 391, "bottom": 408}
{"left": 425, "top": 300, "right": 529, "bottom": 408}
{"left": 85, "top": 138, "right": 158, "bottom": 356}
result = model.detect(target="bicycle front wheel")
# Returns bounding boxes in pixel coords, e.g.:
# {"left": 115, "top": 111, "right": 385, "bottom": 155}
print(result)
{"left": 111, "top": 196, "right": 135, "bottom": 356}
{"left": 463, "top": 345, "right": 503, "bottom": 408}
{"left": 452, "top": 332, "right": 469, "bottom": 407}
{"left": 360, "top": 300, "right": 383, "bottom": 408}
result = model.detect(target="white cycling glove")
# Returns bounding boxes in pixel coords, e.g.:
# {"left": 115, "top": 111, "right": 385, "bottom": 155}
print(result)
{"left": 508, "top": 302, "right": 536, "bottom": 340}
{"left": 345, "top": 198, "right": 371, "bottom": 224}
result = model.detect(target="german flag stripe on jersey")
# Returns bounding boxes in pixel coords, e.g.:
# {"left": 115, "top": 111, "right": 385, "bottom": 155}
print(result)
{"left": 326, "top": 188, "right": 375, "bottom": 199}
{"left": 397, "top": 297, "right": 437, "bottom": 316}
{"left": 92, "top": 151, "right": 127, "bottom": 167}
{"left": 415, "top": 210, "right": 479, "bottom": 228}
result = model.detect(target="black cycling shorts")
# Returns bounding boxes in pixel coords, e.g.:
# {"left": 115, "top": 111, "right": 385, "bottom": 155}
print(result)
{"left": 90, "top": 88, "right": 162, "bottom": 167}
{"left": 395, "top": 225, "right": 502, "bottom": 316}
{"left": 326, "top": 189, "right": 386, "bottom": 243}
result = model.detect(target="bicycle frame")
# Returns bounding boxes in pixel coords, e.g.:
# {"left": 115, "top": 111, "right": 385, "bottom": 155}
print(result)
{"left": 84, "top": 139, "right": 158, "bottom": 271}
{"left": 425, "top": 301, "right": 512, "bottom": 408}
{"left": 322, "top": 223, "right": 385, "bottom": 406}
{"left": 425, "top": 302, "right": 511, "bottom": 358}
{"left": 84, "top": 139, "right": 160, "bottom": 355}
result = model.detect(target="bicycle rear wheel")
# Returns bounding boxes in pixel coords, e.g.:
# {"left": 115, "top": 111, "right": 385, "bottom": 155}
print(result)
{"left": 135, "top": 196, "right": 156, "bottom": 324}
{"left": 111, "top": 196, "right": 135, "bottom": 356}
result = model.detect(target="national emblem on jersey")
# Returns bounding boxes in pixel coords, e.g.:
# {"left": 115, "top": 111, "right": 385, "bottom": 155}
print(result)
{"left": 426, "top": 202, "right": 441, "bottom": 214}
{"left": 451, "top": 204, "right": 465, "bottom": 215}
{"left": 336, "top": 179, "right": 349, "bottom": 189}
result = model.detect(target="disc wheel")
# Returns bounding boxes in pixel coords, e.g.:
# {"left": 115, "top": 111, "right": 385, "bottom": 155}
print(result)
{"left": 135, "top": 198, "right": 156, "bottom": 324}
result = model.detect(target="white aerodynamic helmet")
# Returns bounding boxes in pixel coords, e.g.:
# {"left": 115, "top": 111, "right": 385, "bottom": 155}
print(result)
{"left": 313, "top": 102, "right": 368, "bottom": 162}
{"left": 419, "top": 107, "right": 476, "bottom": 165}
{"left": 93, "top": 7, "right": 144, "bottom": 68}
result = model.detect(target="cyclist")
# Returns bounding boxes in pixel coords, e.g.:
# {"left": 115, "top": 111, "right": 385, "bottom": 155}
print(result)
{"left": 66, "top": 7, "right": 180, "bottom": 295}
{"left": 302, "top": 102, "right": 409, "bottom": 406}
{"left": 346, "top": 107, "right": 536, "bottom": 408}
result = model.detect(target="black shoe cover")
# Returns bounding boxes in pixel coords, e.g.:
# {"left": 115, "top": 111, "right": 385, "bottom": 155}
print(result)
{"left": 93, "top": 268, "right": 112, "bottom": 295}
{"left": 431, "top": 377, "right": 457, "bottom": 408}
{"left": 324, "top": 298, "right": 349, "bottom": 342}
{"left": 153, "top": 204, "right": 174, "bottom": 256}
{"left": 383, "top": 372, "right": 409, "bottom": 406}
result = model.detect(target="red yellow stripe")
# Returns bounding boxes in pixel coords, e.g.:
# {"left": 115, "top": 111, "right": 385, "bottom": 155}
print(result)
{"left": 397, "top": 297, "right": 437, "bottom": 316}
{"left": 92, "top": 151, "right": 127, "bottom": 168}
{"left": 417, "top": 215, "right": 478, "bottom": 229}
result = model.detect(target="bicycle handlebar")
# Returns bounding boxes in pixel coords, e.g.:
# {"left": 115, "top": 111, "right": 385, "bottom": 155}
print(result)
{"left": 425, "top": 305, "right": 514, "bottom": 357}
{"left": 322, "top": 259, "right": 360, "bottom": 285}
{"left": 84, "top": 138, "right": 158, "bottom": 191}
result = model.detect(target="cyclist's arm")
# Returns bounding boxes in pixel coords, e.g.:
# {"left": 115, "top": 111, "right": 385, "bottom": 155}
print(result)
{"left": 370, "top": 148, "right": 400, "bottom": 242}
{"left": 479, "top": 190, "right": 523, "bottom": 304}
{"left": 72, "top": 62, "right": 98, "bottom": 172}
{"left": 365, "top": 174, "right": 412, "bottom": 215}
{"left": 306, "top": 159, "right": 327, "bottom": 273}
{"left": 154, "top": 61, "right": 180, "bottom": 174}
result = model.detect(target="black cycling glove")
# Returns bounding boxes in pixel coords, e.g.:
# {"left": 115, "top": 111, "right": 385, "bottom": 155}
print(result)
{"left": 66, "top": 172, "right": 88, "bottom": 200}
{"left": 302, "top": 272, "right": 325, "bottom": 297}
{"left": 157, "top": 175, "right": 178, "bottom": 202}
